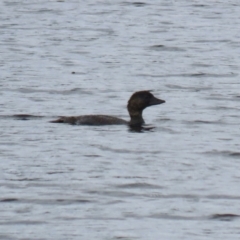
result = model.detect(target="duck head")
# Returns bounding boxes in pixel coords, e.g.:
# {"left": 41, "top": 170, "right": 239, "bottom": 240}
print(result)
{"left": 127, "top": 91, "right": 165, "bottom": 126}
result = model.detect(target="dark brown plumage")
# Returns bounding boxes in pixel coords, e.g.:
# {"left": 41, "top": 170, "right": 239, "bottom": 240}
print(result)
{"left": 50, "top": 91, "right": 165, "bottom": 126}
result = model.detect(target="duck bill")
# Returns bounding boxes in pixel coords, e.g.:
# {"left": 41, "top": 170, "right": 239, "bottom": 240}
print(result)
{"left": 149, "top": 97, "right": 165, "bottom": 106}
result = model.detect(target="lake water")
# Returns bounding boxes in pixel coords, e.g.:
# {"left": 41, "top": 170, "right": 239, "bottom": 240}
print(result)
{"left": 0, "top": 1, "right": 240, "bottom": 239}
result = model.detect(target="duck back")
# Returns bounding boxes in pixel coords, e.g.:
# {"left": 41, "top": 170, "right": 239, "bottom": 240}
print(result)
{"left": 50, "top": 115, "right": 128, "bottom": 125}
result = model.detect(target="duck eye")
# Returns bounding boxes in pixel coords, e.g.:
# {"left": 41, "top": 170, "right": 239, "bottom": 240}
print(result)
{"left": 145, "top": 94, "right": 151, "bottom": 101}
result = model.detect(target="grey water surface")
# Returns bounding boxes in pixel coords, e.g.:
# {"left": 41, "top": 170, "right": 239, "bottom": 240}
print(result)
{"left": 1, "top": 0, "right": 240, "bottom": 239}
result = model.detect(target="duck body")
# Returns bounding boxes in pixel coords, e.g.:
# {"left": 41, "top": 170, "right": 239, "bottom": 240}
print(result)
{"left": 51, "top": 115, "right": 128, "bottom": 125}
{"left": 50, "top": 91, "right": 165, "bottom": 126}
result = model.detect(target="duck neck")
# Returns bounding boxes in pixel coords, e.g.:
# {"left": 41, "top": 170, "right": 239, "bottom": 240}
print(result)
{"left": 129, "top": 110, "right": 145, "bottom": 126}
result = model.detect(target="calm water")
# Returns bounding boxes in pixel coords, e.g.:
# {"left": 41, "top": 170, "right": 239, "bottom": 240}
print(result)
{"left": 1, "top": 0, "right": 240, "bottom": 239}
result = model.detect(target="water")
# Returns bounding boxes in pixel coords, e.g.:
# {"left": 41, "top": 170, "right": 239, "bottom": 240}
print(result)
{"left": 1, "top": 0, "right": 240, "bottom": 239}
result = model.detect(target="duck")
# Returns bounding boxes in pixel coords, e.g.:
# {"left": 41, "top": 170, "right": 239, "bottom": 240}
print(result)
{"left": 50, "top": 90, "right": 165, "bottom": 126}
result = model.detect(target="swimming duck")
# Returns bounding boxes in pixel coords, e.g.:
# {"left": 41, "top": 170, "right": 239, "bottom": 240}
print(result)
{"left": 50, "top": 91, "right": 165, "bottom": 126}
